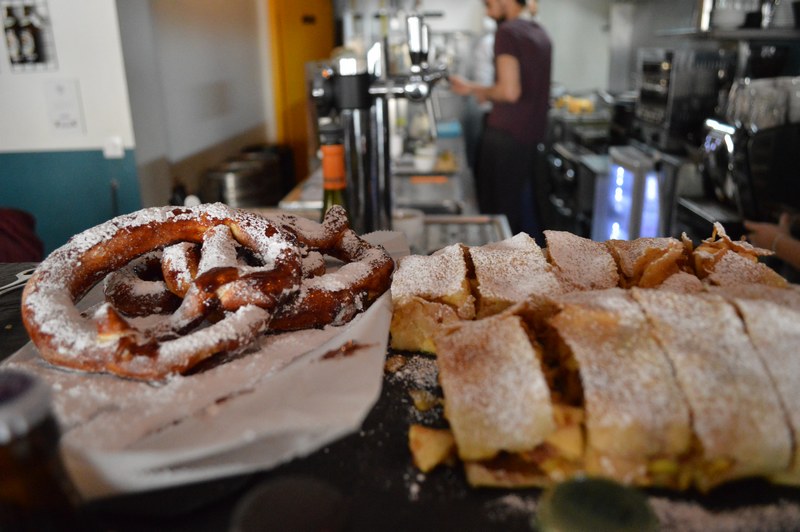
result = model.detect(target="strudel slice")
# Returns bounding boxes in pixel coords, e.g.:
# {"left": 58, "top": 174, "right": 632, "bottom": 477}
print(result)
{"left": 702, "top": 249, "right": 788, "bottom": 287}
{"left": 632, "top": 288, "right": 792, "bottom": 491}
{"left": 390, "top": 244, "right": 475, "bottom": 353}
{"left": 389, "top": 296, "right": 461, "bottom": 354}
{"left": 545, "top": 289, "right": 692, "bottom": 487}
{"left": 691, "top": 222, "right": 786, "bottom": 288}
{"left": 469, "top": 233, "right": 563, "bottom": 318}
{"left": 688, "top": 282, "right": 800, "bottom": 482}
{"left": 544, "top": 230, "right": 619, "bottom": 291}
{"left": 708, "top": 283, "right": 800, "bottom": 311}
{"left": 606, "top": 237, "right": 686, "bottom": 288}
{"left": 726, "top": 297, "right": 800, "bottom": 484}
{"left": 434, "top": 314, "right": 555, "bottom": 462}
{"left": 655, "top": 271, "right": 704, "bottom": 293}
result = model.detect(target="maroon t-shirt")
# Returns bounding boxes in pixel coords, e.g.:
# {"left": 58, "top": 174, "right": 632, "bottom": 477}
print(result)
{"left": 486, "top": 18, "right": 552, "bottom": 146}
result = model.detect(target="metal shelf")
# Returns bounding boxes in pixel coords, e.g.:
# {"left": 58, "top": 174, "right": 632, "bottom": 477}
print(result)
{"left": 657, "top": 27, "right": 800, "bottom": 41}
{"left": 423, "top": 214, "right": 512, "bottom": 253}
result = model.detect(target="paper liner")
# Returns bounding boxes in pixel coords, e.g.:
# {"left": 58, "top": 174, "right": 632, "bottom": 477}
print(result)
{"left": 3, "top": 231, "right": 405, "bottom": 499}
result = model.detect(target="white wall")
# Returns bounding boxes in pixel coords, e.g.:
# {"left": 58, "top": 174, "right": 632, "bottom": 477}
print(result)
{"left": 539, "top": 0, "right": 613, "bottom": 93}
{"left": 148, "top": 0, "right": 269, "bottom": 162}
{"left": 0, "top": 0, "right": 134, "bottom": 153}
{"left": 118, "top": 0, "right": 271, "bottom": 164}
{"left": 419, "top": 0, "right": 485, "bottom": 34}
{"left": 116, "top": 1, "right": 169, "bottom": 167}
{"left": 116, "top": 0, "right": 274, "bottom": 206}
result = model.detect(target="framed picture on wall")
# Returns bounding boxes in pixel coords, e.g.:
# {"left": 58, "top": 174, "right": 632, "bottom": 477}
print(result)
{"left": 2, "top": 0, "right": 57, "bottom": 72}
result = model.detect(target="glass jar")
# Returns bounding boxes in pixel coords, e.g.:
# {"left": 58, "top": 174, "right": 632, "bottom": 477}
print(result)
{"left": 0, "top": 369, "right": 84, "bottom": 530}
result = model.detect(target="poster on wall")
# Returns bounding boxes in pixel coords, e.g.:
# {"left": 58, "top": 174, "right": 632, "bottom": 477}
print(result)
{"left": 2, "top": 0, "right": 57, "bottom": 72}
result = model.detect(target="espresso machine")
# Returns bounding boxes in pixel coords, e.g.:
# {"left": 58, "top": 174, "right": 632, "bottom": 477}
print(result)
{"left": 311, "top": 13, "right": 447, "bottom": 234}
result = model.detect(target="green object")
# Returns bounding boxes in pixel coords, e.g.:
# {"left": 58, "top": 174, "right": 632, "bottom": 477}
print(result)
{"left": 319, "top": 123, "right": 348, "bottom": 222}
{"left": 535, "top": 477, "right": 659, "bottom": 532}
{"left": 322, "top": 187, "right": 347, "bottom": 221}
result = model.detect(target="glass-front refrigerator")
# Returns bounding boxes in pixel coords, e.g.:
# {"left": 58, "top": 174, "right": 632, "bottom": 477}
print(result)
{"left": 591, "top": 145, "right": 670, "bottom": 241}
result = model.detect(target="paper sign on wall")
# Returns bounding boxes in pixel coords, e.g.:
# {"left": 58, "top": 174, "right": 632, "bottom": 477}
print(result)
{"left": 45, "top": 79, "right": 85, "bottom": 135}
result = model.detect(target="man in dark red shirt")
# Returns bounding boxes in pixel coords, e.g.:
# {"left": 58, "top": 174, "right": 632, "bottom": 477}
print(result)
{"left": 450, "top": 0, "right": 551, "bottom": 240}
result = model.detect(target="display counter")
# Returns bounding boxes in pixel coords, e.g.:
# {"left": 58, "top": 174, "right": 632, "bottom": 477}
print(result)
{"left": 276, "top": 134, "right": 510, "bottom": 253}
{"left": 279, "top": 136, "right": 478, "bottom": 217}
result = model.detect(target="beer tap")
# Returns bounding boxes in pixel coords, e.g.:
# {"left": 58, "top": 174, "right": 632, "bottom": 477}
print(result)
{"left": 312, "top": 12, "right": 447, "bottom": 235}
{"left": 402, "top": 14, "right": 447, "bottom": 141}
{"left": 403, "top": 14, "right": 447, "bottom": 101}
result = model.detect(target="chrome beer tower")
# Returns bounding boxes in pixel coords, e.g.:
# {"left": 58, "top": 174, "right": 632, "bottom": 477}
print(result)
{"left": 312, "top": 13, "right": 447, "bottom": 234}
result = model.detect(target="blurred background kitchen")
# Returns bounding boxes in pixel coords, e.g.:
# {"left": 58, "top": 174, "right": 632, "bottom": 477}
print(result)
{"left": 1, "top": 0, "right": 799, "bottom": 259}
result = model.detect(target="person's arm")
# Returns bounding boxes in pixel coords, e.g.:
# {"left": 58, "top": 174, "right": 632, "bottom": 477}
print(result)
{"left": 744, "top": 214, "right": 800, "bottom": 271}
{"left": 449, "top": 54, "right": 521, "bottom": 104}
{"left": 473, "top": 54, "right": 521, "bottom": 103}
{"left": 771, "top": 231, "right": 800, "bottom": 271}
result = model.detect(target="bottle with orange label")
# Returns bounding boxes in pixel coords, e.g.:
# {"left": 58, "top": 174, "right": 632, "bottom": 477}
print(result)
{"left": 319, "top": 123, "right": 349, "bottom": 222}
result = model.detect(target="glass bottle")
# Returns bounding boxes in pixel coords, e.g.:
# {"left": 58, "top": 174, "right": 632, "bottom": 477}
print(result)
{"left": 3, "top": 7, "right": 21, "bottom": 65}
{"left": 17, "top": 6, "right": 44, "bottom": 64}
{"left": 0, "top": 369, "right": 85, "bottom": 531}
{"left": 319, "top": 123, "right": 348, "bottom": 222}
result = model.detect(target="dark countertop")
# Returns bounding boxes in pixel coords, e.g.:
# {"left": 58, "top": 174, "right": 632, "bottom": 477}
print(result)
{"left": 4, "top": 263, "right": 800, "bottom": 531}
{"left": 0, "top": 263, "right": 539, "bottom": 532}
{"left": 1, "top": 262, "right": 37, "bottom": 360}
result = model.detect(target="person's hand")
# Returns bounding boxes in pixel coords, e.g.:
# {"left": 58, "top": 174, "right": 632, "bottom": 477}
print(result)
{"left": 448, "top": 75, "right": 491, "bottom": 103}
{"left": 744, "top": 213, "right": 792, "bottom": 251}
{"left": 448, "top": 75, "right": 472, "bottom": 97}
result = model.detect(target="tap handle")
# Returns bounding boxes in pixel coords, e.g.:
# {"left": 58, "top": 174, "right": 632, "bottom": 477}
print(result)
{"left": 407, "top": 14, "right": 428, "bottom": 71}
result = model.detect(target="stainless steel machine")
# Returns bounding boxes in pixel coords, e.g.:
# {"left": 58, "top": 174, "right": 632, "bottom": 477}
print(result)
{"left": 635, "top": 46, "right": 737, "bottom": 152}
{"left": 311, "top": 13, "right": 447, "bottom": 234}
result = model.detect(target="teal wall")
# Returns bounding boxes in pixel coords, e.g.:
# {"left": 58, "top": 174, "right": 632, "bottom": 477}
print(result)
{"left": 0, "top": 150, "right": 142, "bottom": 255}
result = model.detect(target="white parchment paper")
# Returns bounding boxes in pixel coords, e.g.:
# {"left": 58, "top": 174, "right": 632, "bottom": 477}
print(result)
{"left": 3, "top": 231, "right": 406, "bottom": 500}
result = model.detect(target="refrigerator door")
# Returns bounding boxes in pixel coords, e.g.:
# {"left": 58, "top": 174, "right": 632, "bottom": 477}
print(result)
{"left": 592, "top": 146, "right": 654, "bottom": 241}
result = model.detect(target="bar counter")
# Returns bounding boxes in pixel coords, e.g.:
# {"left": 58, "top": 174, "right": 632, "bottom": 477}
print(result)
{"left": 0, "top": 263, "right": 538, "bottom": 531}
{"left": 4, "top": 244, "right": 800, "bottom": 530}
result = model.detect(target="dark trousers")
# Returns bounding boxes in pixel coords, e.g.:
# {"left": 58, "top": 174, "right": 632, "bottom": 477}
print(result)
{"left": 475, "top": 127, "right": 543, "bottom": 242}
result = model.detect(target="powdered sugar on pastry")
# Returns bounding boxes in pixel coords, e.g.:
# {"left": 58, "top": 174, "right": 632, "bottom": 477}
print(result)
{"left": 392, "top": 244, "right": 475, "bottom": 319}
{"left": 435, "top": 314, "right": 555, "bottom": 461}
{"left": 470, "top": 233, "right": 562, "bottom": 317}
{"left": 548, "top": 289, "right": 691, "bottom": 464}
{"left": 632, "top": 288, "right": 792, "bottom": 486}
{"left": 729, "top": 297, "right": 800, "bottom": 480}
{"left": 606, "top": 237, "right": 686, "bottom": 288}
{"left": 706, "top": 250, "right": 787, "bottom": 287}
{"left": 545, "top": 230, "right": 618, "bottom": 290}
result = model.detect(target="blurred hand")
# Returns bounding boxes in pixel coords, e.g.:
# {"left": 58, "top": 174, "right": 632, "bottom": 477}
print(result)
{"left": 744, "top": 213, "right": 791, "bottom": 250}
{"left": 448, "top": 75, "right": 472, "bottom": 96}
